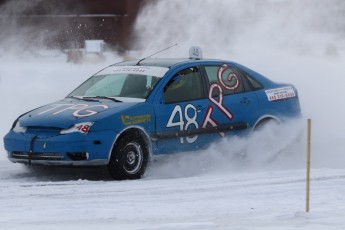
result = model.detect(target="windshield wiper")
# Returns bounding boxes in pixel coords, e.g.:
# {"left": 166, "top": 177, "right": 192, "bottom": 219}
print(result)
{"left": 68, "top": 96, "right": 99, "bottom": 102}
{"left": 68, "top": 96, "right": 122, "bottom": 102}
{"left": 85, "top": 96, "right": 123, "bottom": 102}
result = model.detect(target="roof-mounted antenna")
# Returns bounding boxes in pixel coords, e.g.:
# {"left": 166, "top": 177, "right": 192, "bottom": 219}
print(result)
{"left": 136, "top": 43, "right": 178, "bottom": 65}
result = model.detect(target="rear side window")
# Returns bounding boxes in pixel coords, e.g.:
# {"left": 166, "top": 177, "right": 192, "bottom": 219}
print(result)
{"left": 243, "top": 72, "right": 263, "bottom": 90}
{"left": 204, "top": 65, "right": 244, "bottom": 96}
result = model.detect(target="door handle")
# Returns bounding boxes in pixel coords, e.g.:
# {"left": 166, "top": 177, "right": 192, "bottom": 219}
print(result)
{"left": 196, "top": 105, "right": 206, "bottom": 112}
{"left": 240, "top": 97, "right": 250, "bottom": 105}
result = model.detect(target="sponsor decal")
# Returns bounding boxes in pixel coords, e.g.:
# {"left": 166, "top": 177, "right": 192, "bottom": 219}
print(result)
{"left": 121, "top": 114, "right": 151, "bottom": 125}
{"left": 202, "top": 64, "right": 238, "bottom": 128}
{"left": 38, "top": 104, "right": 109, "bottom": 118}
{"left": 202, "top": 83, "right": 233, "bottom": 128}
{"left": 98, "top": 66, "right": 169, "bottom": 78}
{"left": 217, "top": 64, "right": 240, "bottom": 90}
{"left": 265, "top": 87, "right": 296, "bottom": 101}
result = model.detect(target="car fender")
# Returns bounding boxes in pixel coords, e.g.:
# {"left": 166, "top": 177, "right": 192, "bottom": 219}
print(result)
{"left": 108, "top": 125, "right": 153, "bottom": 161}
{"left": 252, "top": 115, "right": 281, "bottom": 131}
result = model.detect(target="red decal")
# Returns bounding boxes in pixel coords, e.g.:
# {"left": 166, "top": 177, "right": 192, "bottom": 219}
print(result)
{"left": 202, "top": 64, "right": 237, "bottom": 131}
{"left": 202, "top": 106, "right": 218, "bottom": 128}
{"left": 208, "top": 83, "right": 233, "bottom": 120}
{"left": 217, "top": 64, "right": 240, "bottom": 91}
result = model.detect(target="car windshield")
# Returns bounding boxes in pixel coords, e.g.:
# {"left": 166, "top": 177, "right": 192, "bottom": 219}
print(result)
{"left": 68, "top": 66, "right": 168, "bottom": 101}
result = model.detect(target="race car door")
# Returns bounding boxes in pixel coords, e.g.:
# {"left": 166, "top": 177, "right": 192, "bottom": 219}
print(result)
{"left": 153, "top": 66, "right": 213, "bottom": 154}
{"left": 202, "top": 64, "right": 260, "bottom": 135}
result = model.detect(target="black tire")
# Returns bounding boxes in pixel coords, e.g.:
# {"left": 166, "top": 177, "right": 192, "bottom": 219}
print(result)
{"left": 108, "top": 133, "right": 148, "bottom": 180}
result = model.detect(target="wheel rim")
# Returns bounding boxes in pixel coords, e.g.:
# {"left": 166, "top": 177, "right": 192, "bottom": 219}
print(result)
{"left": 123, "top": 142, "right": 143, "bottom": 174}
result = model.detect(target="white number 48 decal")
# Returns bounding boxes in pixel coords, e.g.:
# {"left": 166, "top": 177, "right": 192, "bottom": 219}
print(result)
{"left": 167, "top": 104, "right": 199, "bottom": 144}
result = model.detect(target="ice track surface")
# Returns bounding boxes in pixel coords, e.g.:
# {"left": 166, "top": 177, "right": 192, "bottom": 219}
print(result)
{"left": 1, "top": 162, "right": 345, "bottom": 229}
{"left": 1, "top": 123, "right": 345, "bottom": 230}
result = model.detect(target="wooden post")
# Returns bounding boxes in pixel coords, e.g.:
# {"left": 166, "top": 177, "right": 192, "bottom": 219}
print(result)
{"left": 306, "top": 119, "right": 311, "bottom": 212}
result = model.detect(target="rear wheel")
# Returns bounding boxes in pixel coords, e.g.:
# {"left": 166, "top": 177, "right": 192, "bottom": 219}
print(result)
{"left": 254, "top": 118, "right": 279, "bottom": 132}
{"left": 108, "top": 133, "right": 148, "bottom": 180}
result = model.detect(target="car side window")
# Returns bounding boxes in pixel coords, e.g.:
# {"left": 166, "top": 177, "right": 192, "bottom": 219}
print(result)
{"left": 204, "top": 65, "right": 244, "bottom": 96}
{"left": 164, "top": 67, "right": 204, "bottom": 104}
{"left": 121, "top": 75, "right": 161, "bottom": 98}
{"left": 242, "top": 72, "right": 263, "bottom": 90}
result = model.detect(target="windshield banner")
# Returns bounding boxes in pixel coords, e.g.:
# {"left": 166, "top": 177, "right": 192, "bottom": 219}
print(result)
{"left": 98, "top": 66, "right": 169, "bottom": 78}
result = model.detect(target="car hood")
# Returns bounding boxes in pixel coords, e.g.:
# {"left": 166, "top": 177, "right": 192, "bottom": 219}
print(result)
{"left": 18, "top": 98, "right": 141, "bottom": 129}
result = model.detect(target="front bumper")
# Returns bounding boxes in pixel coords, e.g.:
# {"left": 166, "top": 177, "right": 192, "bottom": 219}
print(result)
{"left": 8, "top": 152, "right": 109, "bottom": 166}
{"left": 4, "top": 130, "right": 116, "bottom": 166}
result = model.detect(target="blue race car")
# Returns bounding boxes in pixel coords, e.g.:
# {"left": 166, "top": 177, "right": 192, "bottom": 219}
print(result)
{"left": 3, "top": 47, "right": 301, "bottom": 180}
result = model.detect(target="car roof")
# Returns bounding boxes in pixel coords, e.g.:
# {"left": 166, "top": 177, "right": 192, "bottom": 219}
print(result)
{"left": 110, "top": 58, "right": 275, "bottom": 87}
{"left": 112, "top": 58, "right": 234, "bottom": 68}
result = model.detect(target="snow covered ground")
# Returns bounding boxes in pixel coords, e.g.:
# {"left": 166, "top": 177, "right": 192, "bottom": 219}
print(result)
{"left": 1, "top": 161, "right": 345, "bottom": 230}
{"left": 1, "top": 0, "right": 345, "bottom": 229}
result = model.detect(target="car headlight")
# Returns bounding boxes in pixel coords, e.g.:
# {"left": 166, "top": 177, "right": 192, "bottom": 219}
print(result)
{"left": 60, "top": 122, "right": 94, "bottom": 134}
{"left": 12, "top": 120, "right": 27, "bottom": 133}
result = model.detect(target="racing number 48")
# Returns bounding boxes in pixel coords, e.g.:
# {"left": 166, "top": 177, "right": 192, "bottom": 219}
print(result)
{"left": 167, "top": 104, "right": 199, "bottom": 144}
{"left": 76, "top": 124, "right": 90, "bottom": 133}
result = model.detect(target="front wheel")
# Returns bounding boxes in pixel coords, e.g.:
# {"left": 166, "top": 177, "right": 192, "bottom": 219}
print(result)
{"left": 108, "top": 134, "right": 148, "bottom": 180}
